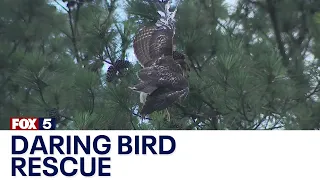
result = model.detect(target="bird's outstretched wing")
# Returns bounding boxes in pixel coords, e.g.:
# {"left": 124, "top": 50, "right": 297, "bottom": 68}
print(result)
{"left": 133, "top": 26, "right": 174, "bottom": 67}
{"left": 133, "top": 26, "right": 157, "bottom": 67}
{"left": 148, "top": 28, "right": 174, "bottom": 60}
{"left": 133, "top": 0, "right": 176, "bottom": 68}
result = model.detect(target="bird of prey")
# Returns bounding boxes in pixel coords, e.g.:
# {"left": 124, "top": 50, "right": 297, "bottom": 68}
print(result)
{"left": 130, "top": 0, "right": 189, "bottom": 116}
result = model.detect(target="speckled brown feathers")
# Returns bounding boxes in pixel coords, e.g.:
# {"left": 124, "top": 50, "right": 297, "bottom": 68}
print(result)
{"left": 133, "top": 26, "right": 157, "bottom": 67}
{"left": 140, "top": 87, "right": 188, "bottom": 115}
{"left": 131, "top": 23, "right": 189, "bottom": 116}
{"left": 149, "top": 28, "right": 174, "bottom": 60}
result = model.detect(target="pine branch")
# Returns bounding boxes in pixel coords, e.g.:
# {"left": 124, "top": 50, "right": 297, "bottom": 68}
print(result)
{"left": 88, "top": 88, "right": 95, "bottom": 115}
{"left": 54, "top": 0, "right": 68, "bottom": 12}
{"left": 266, "top": 0, "right": 289, "bottom": 68}
{"left": 296, "top": 1, "right": 308, "bottom": 44}
{"left": 132, "top": 111, "right": 152, "bottom": 121}
{"left": 105, "top": 45, "right": 116, "bottom": 63}
{"left": 74, "top": 2, "right": 81, "bottom": 39}
{"left": 67, "top": 9, "right": 81, "bottom": 63}
{"left": 129, "top": 107, "right": 137, "bottom": 130}
{"left": 305, "top": 78, "right": 320, "bottom": 99}
{"left": 174, "top": 103, "right": 204, "bottom": 119}
{"left": 7, "top": 40, "right": 20, "bottom": 58}
{"left": 98, "top": 54, "right": 112, "bottom": 65}
{"left": 0, "top": 40, "right": 20, "bottom": 89}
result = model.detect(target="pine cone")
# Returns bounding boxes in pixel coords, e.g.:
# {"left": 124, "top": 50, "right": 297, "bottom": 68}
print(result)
{"left": 114, "top": 60, "right": 131, "bottom": 70}
{"left": 106, "top": 65, "right": 117, "bottom": 82}
{"left": 106, "top": 60, "right": 131, "bottom": 82}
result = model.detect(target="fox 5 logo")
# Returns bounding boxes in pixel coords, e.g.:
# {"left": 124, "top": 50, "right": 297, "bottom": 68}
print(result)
{"left": 10, "top": 118, "right": 56, "bottom": 130}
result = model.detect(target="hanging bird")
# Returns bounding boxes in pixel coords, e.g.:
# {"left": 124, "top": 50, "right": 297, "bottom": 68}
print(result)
{"left": 130, "top": 0, "right": 189, "bottom": 116}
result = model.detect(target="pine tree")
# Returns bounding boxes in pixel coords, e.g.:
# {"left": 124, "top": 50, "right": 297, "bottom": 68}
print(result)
{"left": 126, "top": 0, "right": 320, "bottom": 130}
{"left": 0, "top": 0, "right": 139, "bottom": 130}
{"left": 0, "top": 0, "right": 319, "bottom": 130}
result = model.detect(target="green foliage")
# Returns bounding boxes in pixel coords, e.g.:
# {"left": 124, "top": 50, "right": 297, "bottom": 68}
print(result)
{"left": 0, "top": 0, "right": 319, "bottom": 130}
{"left": 315, "top": 13, "right": 320, "bottom": 24}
